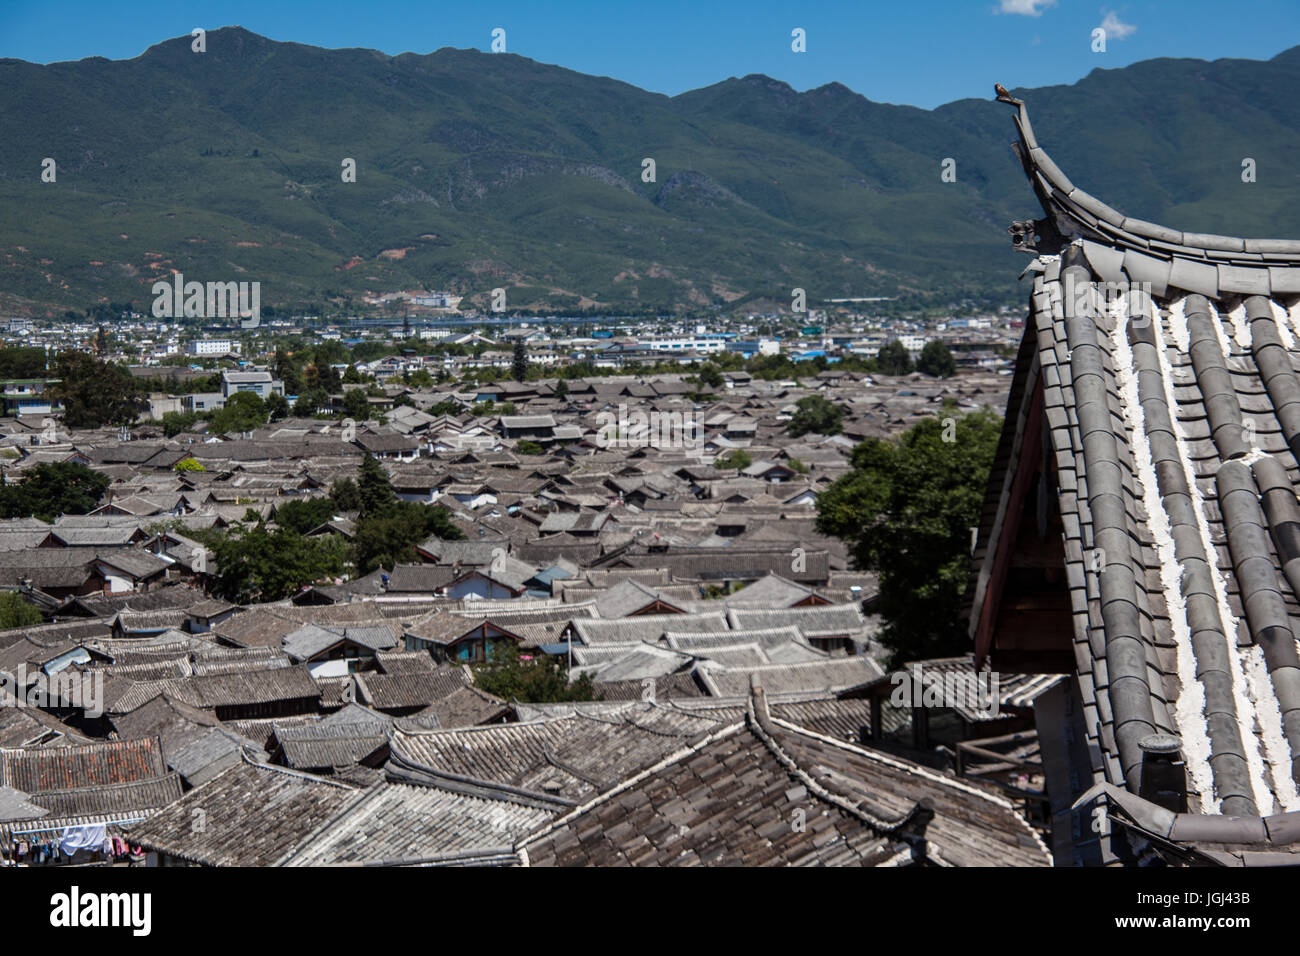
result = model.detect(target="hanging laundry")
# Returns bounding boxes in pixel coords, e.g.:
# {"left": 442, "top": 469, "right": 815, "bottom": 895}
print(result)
{"left": 59, "top": 823, "right": 107, "bottom": 857}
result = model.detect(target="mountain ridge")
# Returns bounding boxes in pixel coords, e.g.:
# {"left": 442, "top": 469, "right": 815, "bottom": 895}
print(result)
{"left": 2, "top": 27, "right": 1298, "bottom": 315}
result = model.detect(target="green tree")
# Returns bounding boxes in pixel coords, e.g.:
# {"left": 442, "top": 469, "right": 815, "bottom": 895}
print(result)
{"left": 695, "top": 364, "right": 724, "bottom": 389}
{"left": 512, "top": 340, "right": 528, "bottom": 383}
{"left": 876, "top": 340, "right": 914, "bottom": 376}
{"left": 329, "top": 477, "right": 363, "bottom": 512}
{"left": 342, "top": 388, "right": 371, "bottom": 421}
{"left": 212, "top": 526, "right": 348, "bottom": 603}
{"left": 357, "top": 454, "right": 394, "bottom": 517}
{"left": 0, "top": 591, "right": 44, "bottom": 629}
{"left": 787, "top": 395, "right": 844, "bottom": 437}
{"left": 316, "top": 363, "right": 343, "bottom": 393}
{"left": 917, "top": 340, "right": 957, "bottom": 378}
{"left": 471, "top": 642, "right": 597, "bottom": 703}
{"left": 274, "top": 349, "right": 302, "bottom": 395}
{"left": 0, "top": 347, "right": 49, "bottom": 379}
{"left": 553, "top": 378, "right": 569, "bottom": 399}
{"left": 275, "top": 496, "right": 340, "bottom": 535}
{"left": 814, "top": 408, "right": 1000, "bottom": 664}
{"left": 209, "top": 392, "right": 267, "bottom": 434}
{"left": 0, "top": 462, "right": 111, "bottom": 521}
{"left": 352, "top": 502, "right": 465, "bottom": 574}
{"left": 515, "top": 440, "right": 544, "bottom": 456}
{"left": 174, "top": 457, "right": 205, "bottom": 472}
{"left": 716, "top": 449, "right": 752, "bottom": 472}
{"left": 293, "top": 390, "right": 324, "bottom": 417}
{"left": 50, "top": 353, "right": 143, "bottom": 428}
{"left": 265, "top": 392, "right": 290, "bottom": 421}
{"left": 160, "top": 411, "right": 200, "bottom": 437}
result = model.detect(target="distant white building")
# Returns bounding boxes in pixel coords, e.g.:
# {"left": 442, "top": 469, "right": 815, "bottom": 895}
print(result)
{"left": 221, "top": 370, "right": 284, "bottom": 401}
{"left": 642, "top": 334, "right": 729, "bottom": 354}
{"left": 898, "top": 334, "right": 929, "bottom": 358}
{"left": 187, "top": 338, "right": 241, "bottom": 356}
{"left": 407, "top": 292, "right": 462, "bottom": 309}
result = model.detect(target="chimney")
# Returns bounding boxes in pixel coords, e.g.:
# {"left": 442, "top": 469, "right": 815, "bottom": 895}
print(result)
{"left": 1138, "top": 734, "right": 1188, "bottom": 812}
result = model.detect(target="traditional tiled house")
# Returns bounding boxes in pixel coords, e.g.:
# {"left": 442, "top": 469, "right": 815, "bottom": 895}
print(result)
{"left": 971, "top": 89, "right": 1300, "bottom": 865}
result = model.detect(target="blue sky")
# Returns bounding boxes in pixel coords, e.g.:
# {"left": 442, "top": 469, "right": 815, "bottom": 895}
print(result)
{"left": 0, "top": 0, "right": 1296, "bottom": 108}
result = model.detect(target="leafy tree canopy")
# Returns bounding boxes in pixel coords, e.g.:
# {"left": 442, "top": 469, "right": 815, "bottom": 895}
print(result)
{"left": 695, "top": 364, "right": 724, "bottom": 389}
{"left": 161, "top": 411, "right": 200, "bottom": 437}
{"left": 352, "top": 501, "right": 464, "bottom": 575}
{"left": 0, "top": 462, "right": 110, "bottom": 521}
{"left": 0, "top": 347, "right": 49, "bottom": 380}
{"left": 265, "top": 392, "right": 290, "bottom": 421}
{"left": 50, "top": 352, "right": 143, "bottom": 428}
{"left": 787, "top": 395, "right": 845, "bottom": 438}
{"left": 357, "top": 453, "right": 394, "bottom": 517}
{"left": 209, "top": 391, "right": 267, "bottom": 434}
{"left": 814, "top": 408, "right": 1000, "bottom": 665}
{"left": 329, "top": 477, "right": 362, "bottom": 513}
{"left": 275, "top": 496, "right": 340, "bottom": 535}
{"left": 512, "top": 340, "right": 528, "bottom": 383}
{"left": 341, "top": 387, "right": 370, "bottom": 421}
{"left": 211, "top": 525, "right": 348, "bottom": 603}
{"left": 876, "top": 340, "right": 915, "bottom": 376}
{"left": 716, "top": 449, "right": 752, "bottom": 472}
{"left": 471, "top": 642, "right": 598, "bottom": 703}
{"left": 917, "top": 340, "right": 957, "bottom": 378}
{"left": 0, "top": 591, "right": 44, "bottom": 629}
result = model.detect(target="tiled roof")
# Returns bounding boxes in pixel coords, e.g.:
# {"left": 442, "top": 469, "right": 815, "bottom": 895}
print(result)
{"left": 389, "top": 706, "right": 730, "bottom": 804}
{"left": 130, "top": 761, "right": 359, "bottom": 865}
{"left": 279, "top": 783, "right": 551, "bottom": 866}
{"left": 273, "top": 722, "right": 389, "bottom": 770}
{"left": 0, "top": 736, "right": 182, "bottom": 816}
{"left": 518, "top": 689, "right": 1049, "bottom": 866}
{"left": 971, "top": 92, "right": 1300, "bottom": 860}
{"left": 573, "top": 611, "right": 729, "bottom": 646}
{"left": 105, "top": 664, "right": 323, "bottom": 714}
{"left": 697, "top": 656, "right": 884, "bottom": 698}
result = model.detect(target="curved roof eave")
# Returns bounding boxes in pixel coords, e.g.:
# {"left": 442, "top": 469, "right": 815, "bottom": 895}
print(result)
{"left": 996, "top": 88, "right": 1300, "bottom": 284}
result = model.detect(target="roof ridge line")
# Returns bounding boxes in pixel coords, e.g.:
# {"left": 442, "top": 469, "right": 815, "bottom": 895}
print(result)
{"left": 272, "top": 781, "right": 381, "bottom": 866}
{"left": 997, "top": 91, "right": 1300, "bottom": 265}
{"left": 746, "top": 688, "right": 919, "bottom": 835}
{"left": 765, "top": 712, "right": 1013, "bottom": 808}
{"left": 768, "top": 713, "right": 1053, "bottom": 864}
{"left": 237, "top": 751, "right": 359, "bottom": 789}
{"left": 515, "top": 720, "right": 745, "bottom": 851}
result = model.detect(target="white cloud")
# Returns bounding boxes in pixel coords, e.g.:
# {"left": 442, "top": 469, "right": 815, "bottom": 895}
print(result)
{"left": 1100, "top": 10, "right": 1137, "bottom": 39}
{"left": 996, "top": 0, "right": 1057, "bottom": 16}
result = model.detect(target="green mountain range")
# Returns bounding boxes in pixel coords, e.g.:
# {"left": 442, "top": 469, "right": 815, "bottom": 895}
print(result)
{"left": 2, "top": 28, "right": 1299, "bottom": 316}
